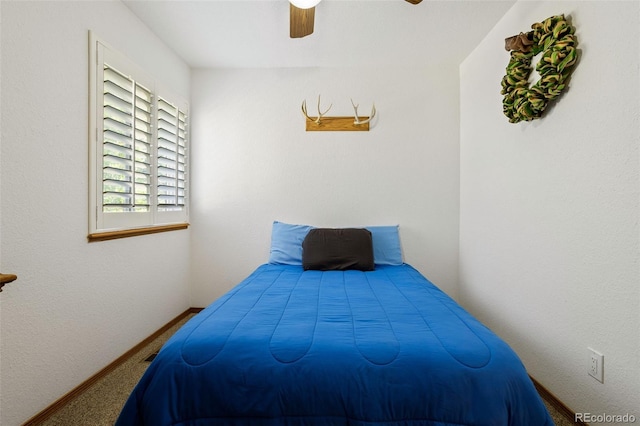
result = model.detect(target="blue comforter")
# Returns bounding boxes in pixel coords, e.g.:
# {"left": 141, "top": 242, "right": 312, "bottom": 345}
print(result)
{"left": 117, "top": 264, "right": 553, "bottom": 425}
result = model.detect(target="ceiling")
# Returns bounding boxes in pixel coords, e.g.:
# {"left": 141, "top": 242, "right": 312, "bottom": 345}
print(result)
{"left": 122, "top": 0, "right": 515, "bottom": 69}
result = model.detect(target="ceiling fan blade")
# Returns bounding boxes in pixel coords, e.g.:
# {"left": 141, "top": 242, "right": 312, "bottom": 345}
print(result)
{"left": 404, "top": 0, "right": 423, "bottom": 4}
{"left": 290, "top": 3, "right": 315, "bottom": 38}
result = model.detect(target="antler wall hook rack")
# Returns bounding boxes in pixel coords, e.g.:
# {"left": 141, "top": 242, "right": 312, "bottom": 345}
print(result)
{"left": 301, "top": 96, "right": 376, "bottom": 131}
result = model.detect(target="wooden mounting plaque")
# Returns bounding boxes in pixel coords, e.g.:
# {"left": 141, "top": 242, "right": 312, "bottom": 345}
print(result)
{"left": 305, "top": 117, "right": 370, "bottom": 131}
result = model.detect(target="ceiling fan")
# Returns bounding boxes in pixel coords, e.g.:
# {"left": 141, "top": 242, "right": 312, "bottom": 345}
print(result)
{"left": 290, "top": 0, "right": 423, "bottom": 38}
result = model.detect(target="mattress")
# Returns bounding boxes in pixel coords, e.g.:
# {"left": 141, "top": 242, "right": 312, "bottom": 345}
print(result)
{"left": 116, "top": 264, "right": 553, "bottom": 425}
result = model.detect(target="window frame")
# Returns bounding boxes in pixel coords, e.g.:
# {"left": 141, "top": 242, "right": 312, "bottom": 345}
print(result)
{"left": 88, "top": 32, "right": 189, "bottom": 241}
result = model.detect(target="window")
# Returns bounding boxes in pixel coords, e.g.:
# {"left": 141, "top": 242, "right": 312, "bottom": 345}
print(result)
{"left": 89, "top": 33, "right": 189, "bottom": 241}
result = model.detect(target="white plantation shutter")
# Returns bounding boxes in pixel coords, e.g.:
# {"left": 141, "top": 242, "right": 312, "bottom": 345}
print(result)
{"left": 102, "top": 66, "right": 153, "bottom": 213}
{"left": 157, "top": 98, "right": 188, "bottom": 212}
{"left": 90, "top": 34, "right": 189, "bottom": 235}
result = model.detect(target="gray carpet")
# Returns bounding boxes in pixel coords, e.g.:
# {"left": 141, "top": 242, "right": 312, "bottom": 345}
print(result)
{"left": 38, "top": 314, "right": 574, "bottom": 425}
{"left": 39, "top": 316, "right": 193, "bottom": 426}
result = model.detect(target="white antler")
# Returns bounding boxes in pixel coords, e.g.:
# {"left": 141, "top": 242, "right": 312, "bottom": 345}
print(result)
{"left": 302, "top": 95, "right": 332, "bottom": 124}
{"left": 351, "top": 99, "right": 376, "bottom": 125}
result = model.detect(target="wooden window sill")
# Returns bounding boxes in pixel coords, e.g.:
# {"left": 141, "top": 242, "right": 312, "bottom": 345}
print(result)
{"left": 88, "top": 223, "right": 189, "bottom": 242}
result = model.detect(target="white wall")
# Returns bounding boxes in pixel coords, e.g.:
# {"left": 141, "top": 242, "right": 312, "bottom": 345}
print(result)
{"left": 0, "top": 1, "right": 191, "bottom": 424}
{"left": 460, "top": 1, "right": 639, "bottom": 421}
{"left": 189, "top": 66, "right": 461, "bottom": 305}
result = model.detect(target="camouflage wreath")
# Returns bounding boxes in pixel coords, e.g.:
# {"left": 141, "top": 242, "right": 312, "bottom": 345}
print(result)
{"left": 501, "top": 15, "right": 579, "bottom": 123}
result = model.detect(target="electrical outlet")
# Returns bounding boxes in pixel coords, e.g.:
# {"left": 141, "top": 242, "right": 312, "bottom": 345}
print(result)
{"left": 588, "top": 348, "right": 604, "bottom": 383}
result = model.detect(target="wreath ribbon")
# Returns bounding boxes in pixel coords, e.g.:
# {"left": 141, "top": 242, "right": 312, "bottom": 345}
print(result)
{"left": 501, "top": 15, "right": 579, "bottom": 123}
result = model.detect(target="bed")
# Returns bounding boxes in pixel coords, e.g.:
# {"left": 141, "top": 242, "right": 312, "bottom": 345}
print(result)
{"left": 116, "top": 223, "right": 553, "bottom": 426}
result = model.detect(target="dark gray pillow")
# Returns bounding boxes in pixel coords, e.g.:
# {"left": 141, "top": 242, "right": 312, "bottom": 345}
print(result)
{"left": 302, "top": 228, "right": 375, "bottom": 271}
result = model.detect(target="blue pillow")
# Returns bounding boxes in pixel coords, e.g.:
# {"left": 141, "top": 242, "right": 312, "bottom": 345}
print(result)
{"left": 269, "top": 221, "right": 403, "bottom": 266}
{"left": 366, "top": 225, "right": 403, "bottom": 266}
{"left": 269, "top": 221, "right": 314, "bottom": 265}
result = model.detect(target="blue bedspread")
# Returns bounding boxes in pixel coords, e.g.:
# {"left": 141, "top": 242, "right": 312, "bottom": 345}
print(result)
{"left": 117, "top": 264, "right": 553, "bottom": 426}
